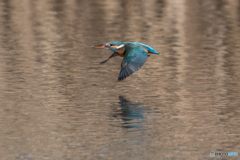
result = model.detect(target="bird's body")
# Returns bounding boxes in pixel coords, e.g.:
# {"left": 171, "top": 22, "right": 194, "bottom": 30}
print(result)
{"left": 123, "top": 42, "right": 160, "bottom": 55}
{"left": 91, "top": 41, "right": 160, "bottom": 81}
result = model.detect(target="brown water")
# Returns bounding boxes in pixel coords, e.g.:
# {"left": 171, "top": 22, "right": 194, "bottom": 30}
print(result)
{"left": 0, "top": 0, "right": 240, "bottom": 160}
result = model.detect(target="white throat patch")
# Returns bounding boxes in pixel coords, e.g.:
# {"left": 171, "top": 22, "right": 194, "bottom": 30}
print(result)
{"left": 117, "top": 44, "right": 125, "bottom": 49}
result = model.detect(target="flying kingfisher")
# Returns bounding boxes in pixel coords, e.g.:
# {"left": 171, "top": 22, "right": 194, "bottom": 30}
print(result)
{"left": 91, "top": 41, "right": 160, "bottom": 81}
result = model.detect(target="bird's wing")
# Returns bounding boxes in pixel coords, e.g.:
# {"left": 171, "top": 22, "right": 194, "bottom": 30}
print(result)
{"left": 118, "top": 45, "right": 148, "bottom": 81}
{"left": 100, "top": 52, "right": 118, "bottom": 64}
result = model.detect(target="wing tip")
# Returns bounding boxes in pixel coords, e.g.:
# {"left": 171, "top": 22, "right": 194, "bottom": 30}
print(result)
{"left": 117, "top": 77, "right": 125, "bottom": 81}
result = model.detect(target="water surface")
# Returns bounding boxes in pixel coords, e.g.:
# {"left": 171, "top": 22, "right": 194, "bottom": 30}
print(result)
{"left": 0, "top": 0, "right": 240, "bottom": 160}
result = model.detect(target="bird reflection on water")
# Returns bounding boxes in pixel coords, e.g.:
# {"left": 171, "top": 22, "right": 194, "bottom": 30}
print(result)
{"left": 112, "top": 96, "right": 148, "bottom": 130}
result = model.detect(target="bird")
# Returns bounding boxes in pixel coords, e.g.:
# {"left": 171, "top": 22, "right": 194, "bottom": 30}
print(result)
{"left": 91, "top": 41, "right": 160, "bottom": 81}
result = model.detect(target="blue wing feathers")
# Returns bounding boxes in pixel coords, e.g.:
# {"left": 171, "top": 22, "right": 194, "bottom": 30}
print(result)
{"left": 118, "top": 44, "right": 148, "bottom": 81}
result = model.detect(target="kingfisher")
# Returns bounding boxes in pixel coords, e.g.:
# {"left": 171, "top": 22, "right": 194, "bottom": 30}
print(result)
{"left": 91, "top": 41, "right": 160, "bottom": 81}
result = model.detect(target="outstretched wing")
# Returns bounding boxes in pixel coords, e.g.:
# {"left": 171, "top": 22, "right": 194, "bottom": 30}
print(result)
{"left": 100, "top": 52, "right": 118, "bottom": 64}
{"left": 118, "top": 44, "right": 148, "bottom": 81}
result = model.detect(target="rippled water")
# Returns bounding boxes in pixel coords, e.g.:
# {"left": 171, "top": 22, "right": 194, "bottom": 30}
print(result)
{"left": 0, "top": 0, "right": 240, "bottom": 160}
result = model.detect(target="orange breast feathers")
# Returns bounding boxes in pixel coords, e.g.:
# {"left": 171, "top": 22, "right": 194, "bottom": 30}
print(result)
{"left": 112, "top": 45, "right": 125, "bottom": 57}
{"left": 116, "top": 49, "right": 125, "bottom": 57}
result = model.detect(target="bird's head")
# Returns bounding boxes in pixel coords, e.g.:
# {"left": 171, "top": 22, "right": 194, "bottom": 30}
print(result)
{"left": 91, "top": 41, "right": 124, "bottom": 52}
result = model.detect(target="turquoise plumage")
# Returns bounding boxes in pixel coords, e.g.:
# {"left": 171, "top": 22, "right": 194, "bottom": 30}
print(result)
{"left": 118, "top": 43, "right": 148, "bottom": 81}
{"left": 123, "top": 42, "right": 160, "bottom": 55}
{"left": 91, "top": 41, "right": 161, "bottom": 81}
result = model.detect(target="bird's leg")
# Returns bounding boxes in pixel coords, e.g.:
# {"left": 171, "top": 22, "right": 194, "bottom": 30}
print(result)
{"left": 100, "top": 52, "right": 118, "bottom": 64}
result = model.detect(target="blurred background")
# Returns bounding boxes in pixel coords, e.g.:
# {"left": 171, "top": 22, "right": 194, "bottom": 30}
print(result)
{"left": 0, "top": 0, "right": 240, "bottom": 159}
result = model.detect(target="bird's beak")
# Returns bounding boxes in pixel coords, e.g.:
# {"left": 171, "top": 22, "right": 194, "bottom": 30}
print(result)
{"left": 91, "top": 44, "right": 106, "bottom": 49}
